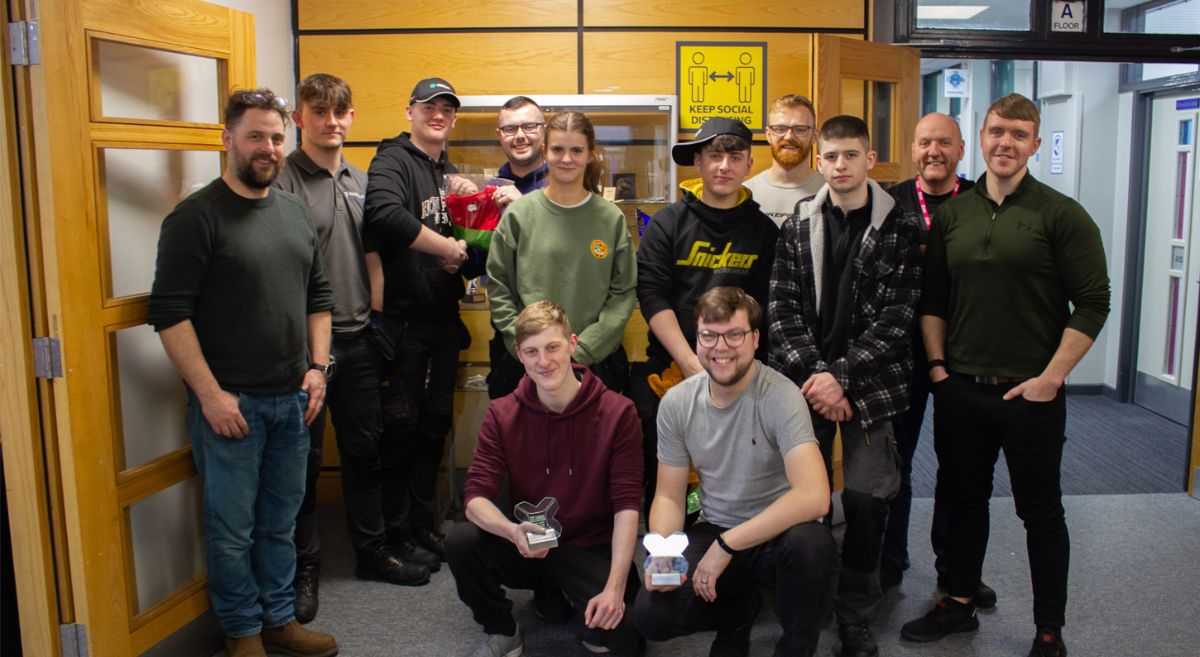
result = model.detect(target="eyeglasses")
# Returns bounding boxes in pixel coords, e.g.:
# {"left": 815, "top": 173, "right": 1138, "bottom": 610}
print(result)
{"left": 696, "top": 328, "right": 752, "bottom": 348}
{"left": 766, "top": 124, "right": 814, "bottom": 138}
{"left": 498, "top": 122, "right": 545, "bottom": 137}
{"left": 231, "top": 91, "right": 289, "bottom": 110}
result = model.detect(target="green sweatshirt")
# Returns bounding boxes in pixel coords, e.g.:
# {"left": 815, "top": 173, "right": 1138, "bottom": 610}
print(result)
{"left": 486, "top": 190, "right": 637, "bottom": 365}
{"left": 921, "top": 172, "right": 1110, "bottom": 378}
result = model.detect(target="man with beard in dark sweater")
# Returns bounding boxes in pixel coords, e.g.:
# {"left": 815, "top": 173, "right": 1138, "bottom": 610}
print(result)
{"left": 631, "top": 117, "right": 778, "bottom": 514}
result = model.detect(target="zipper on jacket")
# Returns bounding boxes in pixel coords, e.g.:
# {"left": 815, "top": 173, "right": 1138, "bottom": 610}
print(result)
{"left": 983, "top": 207, "right": 998, "bottom": 253}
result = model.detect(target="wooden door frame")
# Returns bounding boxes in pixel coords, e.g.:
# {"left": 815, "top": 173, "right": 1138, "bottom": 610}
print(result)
{"left": 8, "top": 0, "right": 255, "bottom": 654}
{"left": 812, "top": 34, "right": 920, "bottom": 184}
{"left": 2, "top": 1, "right": 62, "bottom": 655}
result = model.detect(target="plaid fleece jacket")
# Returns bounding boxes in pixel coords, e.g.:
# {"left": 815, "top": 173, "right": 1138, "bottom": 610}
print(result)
{"left": 767, "top": 179, "right": 922, "bottom": 428}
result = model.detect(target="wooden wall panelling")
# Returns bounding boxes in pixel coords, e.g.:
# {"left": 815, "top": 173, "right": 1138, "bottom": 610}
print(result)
{"left": 583, "top": 0, "right": 864, "bottom": 30}
{"left": 582, "top": 32, "right": 813, "bottom": 98}
{"left": 299, "top": 34, "right": 579, "bottom": 143}
{"left": 298, "top": 0, "right": 577, "bottom": 30}
{"left": 83, "top": 0, "right": 233, "bottom": 56}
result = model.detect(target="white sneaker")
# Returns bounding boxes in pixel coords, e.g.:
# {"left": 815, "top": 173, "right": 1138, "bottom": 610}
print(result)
{"left": 468, "top": 628, "right": 523, "bottom": 657}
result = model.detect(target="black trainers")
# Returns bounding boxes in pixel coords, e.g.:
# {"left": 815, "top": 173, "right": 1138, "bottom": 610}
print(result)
{"left": 392, "top": 536, "right": 442, "bottom": 572}
{"left": 414, "top": 526, "right": 446, "bottom": 557}
{"left": 936, "top": 572, "right": 997, "bottom": 609}
{"left": 838, "top": 622, "right": 879, "bottom": 657}
{"left": 532, "top": 587, "right": 572, "bottom": 622}
{"left": 293, "top": 563, "right": 319, "bottom": 624}
{"left": 709, "top": 589, "right": 762, "bottom": 657}
{"left": 900, "top": 596, "right": 979, "bottom": 642}
{"left": 1028, "top": 627, "right": 1067, "bottom": 657}
{"left": 355, "top": 546, "right": 431, "bottom": 586}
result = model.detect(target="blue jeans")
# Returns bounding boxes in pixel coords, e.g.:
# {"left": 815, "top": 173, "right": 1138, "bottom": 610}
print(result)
{"left": 188, "top": 388, "right": 309, "bottom": 638}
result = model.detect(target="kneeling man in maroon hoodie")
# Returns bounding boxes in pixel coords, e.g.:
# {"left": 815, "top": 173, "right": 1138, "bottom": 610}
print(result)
{"left": 445, "top": 300, "right": 644, "bottom": 657}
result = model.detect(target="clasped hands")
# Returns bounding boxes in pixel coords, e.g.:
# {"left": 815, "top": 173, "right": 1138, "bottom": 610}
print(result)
{"left": 801, "top": 371, "right": 853, "bottom": 422}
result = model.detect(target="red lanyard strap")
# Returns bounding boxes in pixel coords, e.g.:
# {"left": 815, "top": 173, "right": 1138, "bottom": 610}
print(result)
{"left": 915, "top": 176, "right": 959, "bottom": 229}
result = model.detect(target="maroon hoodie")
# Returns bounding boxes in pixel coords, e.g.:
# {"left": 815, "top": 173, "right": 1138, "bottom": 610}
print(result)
{"left": 464, "top": 365, "right": 643, "bottom": 548}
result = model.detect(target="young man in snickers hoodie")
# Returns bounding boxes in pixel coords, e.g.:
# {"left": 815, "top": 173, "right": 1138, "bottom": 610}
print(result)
{"left": 631, "top": 117, "right": 779, "bottom": 510}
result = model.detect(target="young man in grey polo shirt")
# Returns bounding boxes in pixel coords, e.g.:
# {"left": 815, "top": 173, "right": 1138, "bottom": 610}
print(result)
{"left": 274, "top": 75, "right": 433, "bottom": 625}
{"left": 633, "top": 287, "right": 836, "bottom": 657}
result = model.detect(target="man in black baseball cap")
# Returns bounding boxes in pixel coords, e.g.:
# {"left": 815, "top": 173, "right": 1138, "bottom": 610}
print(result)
{"left": 670, "top": 116, "right": 754, "bottom": 166}
{"left": 631, "top": 116, "right": 778, "bottom": 525}
{"left": 408, "top": 77, "right": 461, "bottom": 108}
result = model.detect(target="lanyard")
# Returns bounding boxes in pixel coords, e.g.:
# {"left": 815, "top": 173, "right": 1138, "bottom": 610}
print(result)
{"left": 915, "top": 176, "right": 959, "bottom": 229}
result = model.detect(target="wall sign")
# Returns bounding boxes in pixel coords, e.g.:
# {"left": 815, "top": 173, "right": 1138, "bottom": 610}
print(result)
{"left": 943, "top": 68, "right": 970, "bottom": 98}
{"left": 1051, "top": 1, "right": 1085, "bottom": 33}
{"left": 1050, "top": 130, "right": 1065, "bottom": 175}
{"left": 676, "top": 42, "right": 767, "bottom": 132}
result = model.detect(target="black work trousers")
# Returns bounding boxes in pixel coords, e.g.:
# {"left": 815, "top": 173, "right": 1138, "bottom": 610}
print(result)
{"left": 933, "top": 372, "right": 1069, "bottom": 628}
{"left": 295, "top": 329, "right": 391, "bottom": 565}
{"left": 444, "top": 521, "right": 642, "bottom": 655}
{"left": 633, "top": 521, "right": 837, "bottom": 657}
{"left": 380, "top": 317, "right": 460, "bottom": 535}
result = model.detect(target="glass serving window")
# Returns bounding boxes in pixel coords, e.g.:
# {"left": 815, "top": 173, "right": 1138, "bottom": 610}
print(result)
{"left": 916, "top": 0, "right": 1031, "bottom": 31}
{"left": 451, "top": 95, "right": 678, "bottom": 203}
{"left": 1106, "top": 0, "right": 1200, "bottom": 35}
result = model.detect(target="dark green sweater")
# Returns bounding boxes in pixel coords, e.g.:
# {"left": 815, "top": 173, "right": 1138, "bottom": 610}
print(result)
{"left": 148, "top": 178, "right": 334, "bottom": 394}
{"left": 921, "top": 172, "right": 1110, "bottom": 379}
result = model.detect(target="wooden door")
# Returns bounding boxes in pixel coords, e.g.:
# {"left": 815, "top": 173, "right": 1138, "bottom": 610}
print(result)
{"left": 812, "top": 35, "right": 920, "bottom": 184}
{"left": 7, "top": 0, "right": 254, "bottom": 654}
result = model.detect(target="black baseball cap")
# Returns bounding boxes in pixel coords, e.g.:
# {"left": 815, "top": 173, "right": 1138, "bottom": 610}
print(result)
{"left": 409, "top": 77, "right": 460, "bottom": 108}
{"left": 671, "top": 117, "right": 754, "bottom": 166}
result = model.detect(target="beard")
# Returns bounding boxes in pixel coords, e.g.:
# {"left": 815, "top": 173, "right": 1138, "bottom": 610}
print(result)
{"left": 771, "top": 139, "right": 809, "bottom": 169}
{"left": 707, "top": 356, "right": 755, "bottom": 388}
{"left": 233, "top": 151, "right": 282, "bottom": 189}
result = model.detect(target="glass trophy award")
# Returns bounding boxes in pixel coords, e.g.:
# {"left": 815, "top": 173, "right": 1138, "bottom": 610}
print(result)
{"left": 513, "top": 497, "right": 561, "bottom": 549}
{"left": 642, "top": 532, "right": 689, "bottom": 586}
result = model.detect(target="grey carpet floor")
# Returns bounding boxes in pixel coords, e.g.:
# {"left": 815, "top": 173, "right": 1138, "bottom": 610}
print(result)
{"left": 908, "top": 394, "right": 1190, "bottom": 497}
{"left": 275, "top": 494, "right": 1200, "bottom": 657}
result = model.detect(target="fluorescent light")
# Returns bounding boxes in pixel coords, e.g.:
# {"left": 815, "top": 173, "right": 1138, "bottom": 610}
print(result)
{"left": 918, "top": 5, "right": 989, "bottom": 20}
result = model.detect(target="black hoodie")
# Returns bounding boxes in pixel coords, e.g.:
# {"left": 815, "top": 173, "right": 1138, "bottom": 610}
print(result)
{"left": 636, "top": 179, "right": 779, "bottom": 362}
{"left": 363, "top": 132, "right": 466, "bottom": 320}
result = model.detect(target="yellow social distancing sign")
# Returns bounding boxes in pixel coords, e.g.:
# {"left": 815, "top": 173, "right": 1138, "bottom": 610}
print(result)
{"left": 676, "top": 42, "right": 767, "bottom": 133}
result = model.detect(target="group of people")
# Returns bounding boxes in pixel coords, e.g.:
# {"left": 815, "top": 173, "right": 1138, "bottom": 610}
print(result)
{"left": 146, "top": 72, "right": 1109, "bottom": 657}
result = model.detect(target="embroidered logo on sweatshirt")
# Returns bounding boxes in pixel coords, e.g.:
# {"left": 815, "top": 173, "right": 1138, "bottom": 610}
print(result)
{"left": 591, "top": 239, "right": 609, "bottom": 258}
{"left": 675, "top": 241, "right": 758, "bottom": 270}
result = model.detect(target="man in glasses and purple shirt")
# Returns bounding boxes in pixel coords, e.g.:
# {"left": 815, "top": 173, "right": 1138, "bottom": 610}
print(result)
{"left": 743, "top": 94, "right": 824, "bottom": 227}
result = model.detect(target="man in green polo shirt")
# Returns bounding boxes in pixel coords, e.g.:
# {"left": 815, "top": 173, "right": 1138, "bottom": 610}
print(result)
{"left": 901, "top": 94, "right": 1109, "bottom": 657}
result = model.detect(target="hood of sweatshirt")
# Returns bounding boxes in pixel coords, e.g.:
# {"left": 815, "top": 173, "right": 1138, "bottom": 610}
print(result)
{"left": 511, "top": 364, "right": 606, "bottom": 478}
{"left": 676, "top": 178, "right": 765, "bottom": 228}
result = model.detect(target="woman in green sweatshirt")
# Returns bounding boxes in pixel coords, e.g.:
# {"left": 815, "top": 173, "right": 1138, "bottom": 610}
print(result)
{"left": 486, "top": 110, "right": 637, "bottom": 395}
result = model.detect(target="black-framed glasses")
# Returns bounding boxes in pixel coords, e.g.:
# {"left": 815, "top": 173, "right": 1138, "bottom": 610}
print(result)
{"left": 498, "top": 122, "right": 545, "bottom": 137}
{"left": 697, "top": 328, "right": 752, "bottom": 348}
{"left": 766, "top": 124, "right": 814, "bottom": 138}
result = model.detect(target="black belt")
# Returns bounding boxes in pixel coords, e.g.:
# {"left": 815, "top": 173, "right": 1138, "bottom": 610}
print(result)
{"left": 969, "top": 374, "right": 1027, "bottom": 385}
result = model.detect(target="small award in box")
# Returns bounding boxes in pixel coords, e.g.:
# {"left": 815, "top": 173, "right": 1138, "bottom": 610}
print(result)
{"left": 642, "top": 532, "right": 689, "bottom": 586}
{"left": 514, "top": 497, "right": 562, "bottom": 549}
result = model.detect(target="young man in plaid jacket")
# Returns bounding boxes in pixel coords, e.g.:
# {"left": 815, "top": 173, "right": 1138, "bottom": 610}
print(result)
{"left": 767, "top": 115, "right": 922, "bottom": 657}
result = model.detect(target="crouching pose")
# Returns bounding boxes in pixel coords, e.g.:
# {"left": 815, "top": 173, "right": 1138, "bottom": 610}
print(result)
{"left": 633, "top": 287, "right": 837, "bottom": 657}
{"left": 446, "top": 301, "right": 644, "bottom": 657}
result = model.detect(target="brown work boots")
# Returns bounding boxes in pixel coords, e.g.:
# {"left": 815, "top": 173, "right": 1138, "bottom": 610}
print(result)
{"left": 224, "top": 621, "right": 338, "bottom": 657}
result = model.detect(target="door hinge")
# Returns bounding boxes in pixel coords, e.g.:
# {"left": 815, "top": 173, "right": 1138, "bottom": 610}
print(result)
{"left": 60, "top": 623, "right": 89, "bottom": 657}
{"left": 32, "top": 337, "right": 62, "bottom": 379}
{"left": 8, "top": 21, "right": 40, "bottom": 66}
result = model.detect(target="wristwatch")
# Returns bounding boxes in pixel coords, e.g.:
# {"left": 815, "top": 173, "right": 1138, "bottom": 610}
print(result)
{"left": 309, "top": 355, "right": 336, "bottom": 379}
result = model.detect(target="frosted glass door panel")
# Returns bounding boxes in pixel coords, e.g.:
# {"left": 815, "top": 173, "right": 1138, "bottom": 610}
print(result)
{"left": 115, "top": 323, "right": 188, "bottom": 470}
{"left": 128, "top": 477, "right": 204, "bottom": 613}
{"left": 96, "top": 39, "right": 222, "bottom": 124}
{"left": 104, "top": 148, "right": 220, "bottom": 298}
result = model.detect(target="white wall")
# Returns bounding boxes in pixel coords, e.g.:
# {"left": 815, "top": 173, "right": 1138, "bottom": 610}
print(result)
{"left": 207, "top": 0, "right": 296, "bottom": 149}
